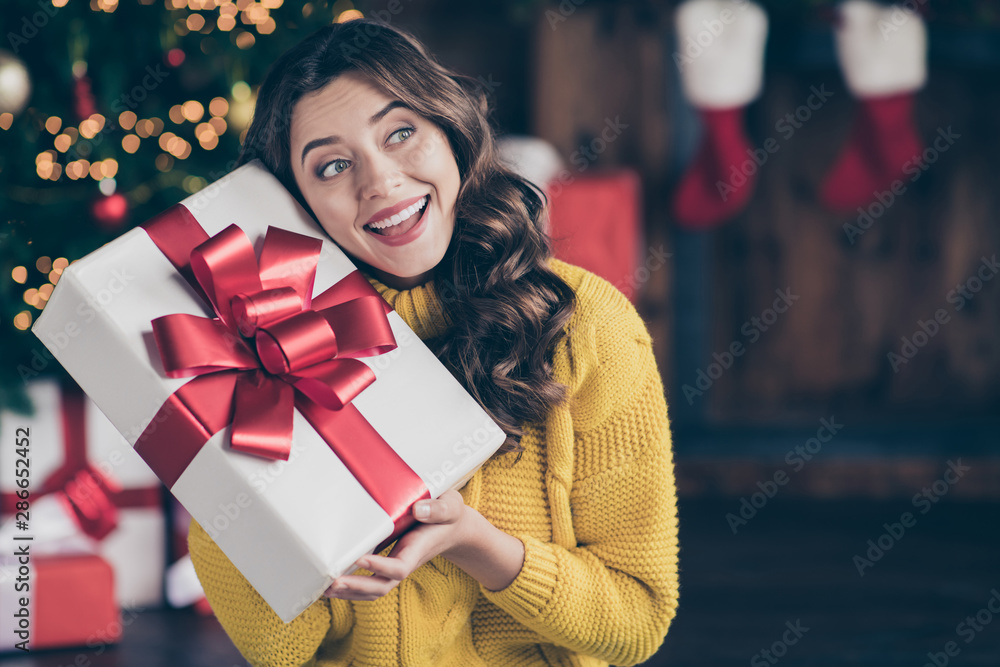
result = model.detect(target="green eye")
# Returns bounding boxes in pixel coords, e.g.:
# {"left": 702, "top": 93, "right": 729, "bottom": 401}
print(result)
{"left": 320, "top": 159, "right": 350, "bottom": 178}
{"left": 390, "top": 127, "right": 414, "bottom": 144}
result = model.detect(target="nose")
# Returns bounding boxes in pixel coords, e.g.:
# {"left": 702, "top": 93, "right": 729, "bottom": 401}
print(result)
{"left": 359, "top": 151, "right": 403, "bottom": 200}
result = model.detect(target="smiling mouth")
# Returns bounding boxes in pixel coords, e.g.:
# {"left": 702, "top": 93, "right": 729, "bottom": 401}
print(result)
{"left": 364, "top": 195, "right": 430, "bottom": 236}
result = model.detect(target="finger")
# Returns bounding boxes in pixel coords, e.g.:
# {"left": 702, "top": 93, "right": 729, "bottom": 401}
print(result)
{"left": 412, "top": 490, "right": 464, "bottom": 524}
{"left": 323, "top": 574, "right": 397, "bottom": 601}
{"left": 382, "top": 519, "right": 455, "bottom": 566}
{"left": 358, "top": 554, "right": 412, "bottom": 581}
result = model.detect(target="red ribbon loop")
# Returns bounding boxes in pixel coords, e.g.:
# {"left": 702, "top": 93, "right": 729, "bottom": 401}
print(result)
{"left": 317, "top": 296, "right": 398, "bottom": 358}
{"left": 232, "top": 287, "right": 303, "bottom": 337}
{"left": 189, "top": 225, "right": 264, "bottom": 331}
{"left": 153, "top": 314, "right": 258, "bottom": 378}
{"left": 257, "top": 310, "right": 340, "bottom": 375}
{"left": 257, "top": 226, "right": 322, "bottom": 309}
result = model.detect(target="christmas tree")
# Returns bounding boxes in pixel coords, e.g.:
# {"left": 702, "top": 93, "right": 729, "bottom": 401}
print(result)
{"left": 0, "top": 0, "right": 371, "bottom": 411}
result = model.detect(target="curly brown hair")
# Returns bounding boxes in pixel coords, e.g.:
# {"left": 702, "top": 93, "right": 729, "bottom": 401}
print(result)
{"left": 237, "top": 19, "right": 576, "bottom": 453}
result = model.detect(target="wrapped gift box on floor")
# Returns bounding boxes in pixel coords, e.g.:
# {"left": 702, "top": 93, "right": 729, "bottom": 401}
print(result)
{"left": 0, "top": 379, "right": 166, "bottom": 609}
{"left": 32, "top": 160, "right": 507, "bottom": 623}
{"left": 546, "top": 169, "right": 644, "bottom": 303}
{"left": 0, "top": 554, "right": 120, "bottom": 653}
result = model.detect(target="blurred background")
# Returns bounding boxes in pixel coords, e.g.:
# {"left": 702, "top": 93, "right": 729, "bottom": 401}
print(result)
{"left": 1, "top": 0, "right": 998, "bottom": 665}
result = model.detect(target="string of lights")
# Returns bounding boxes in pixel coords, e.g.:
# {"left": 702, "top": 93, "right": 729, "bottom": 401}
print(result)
{"left": 0, "top": 0, "right": 366, "bottom": 406}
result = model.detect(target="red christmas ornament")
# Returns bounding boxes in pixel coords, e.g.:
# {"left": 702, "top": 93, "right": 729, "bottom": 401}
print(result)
{"left": 73, "top": 75, "right": 97, "bottom": 122}
{"left": 166, "top": 48, "right": 185, "bottom": 68}
{"left": 91, "top": 192, "right": 129, "bottom": 230}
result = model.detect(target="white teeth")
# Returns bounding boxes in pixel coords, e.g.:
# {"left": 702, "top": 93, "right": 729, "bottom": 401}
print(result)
{"left": 367, "top": 196, "right": 428, "bottom": 231}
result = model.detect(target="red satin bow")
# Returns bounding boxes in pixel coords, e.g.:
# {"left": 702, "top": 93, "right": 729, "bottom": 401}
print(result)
{"left": 59, "top": 467, "right": 121, "bottom": 541}
{"left": 150, "top": 225, "right": 397, "bottom": 461}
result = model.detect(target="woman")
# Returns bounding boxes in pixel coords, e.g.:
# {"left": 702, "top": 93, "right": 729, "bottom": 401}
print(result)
{"left": 188, "top": 18, "right": 679, "bottom": 667}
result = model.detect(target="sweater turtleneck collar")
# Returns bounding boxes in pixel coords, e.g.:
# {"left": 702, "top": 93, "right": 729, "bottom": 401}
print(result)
{"left": 361, "top": 271, "right": 453, "bottom": 341}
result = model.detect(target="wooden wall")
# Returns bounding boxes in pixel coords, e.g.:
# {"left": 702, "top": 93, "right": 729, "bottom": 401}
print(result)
{"left": 530, "top": 3, "right": 1000, "bottom": 427}
{"left": 531, "top": 3, "right": 677, "bottom": 387}
{"left": 709, "top": 68, "right": 1000, "bottom": 424}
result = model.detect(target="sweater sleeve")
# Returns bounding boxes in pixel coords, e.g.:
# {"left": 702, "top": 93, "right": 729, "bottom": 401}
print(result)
{"left": 480, "top": 293, "right": 680, "bottom": 666}
{"left": 187, "top": 519, "right": 354, "bottom": 666}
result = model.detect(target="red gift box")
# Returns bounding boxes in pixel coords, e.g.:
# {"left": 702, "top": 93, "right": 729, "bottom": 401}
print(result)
{"left": 547, "top": 169, "right": 644, "bottom": 302}
{"left": 0, "top": 554, "right": 121, "bottom": 652}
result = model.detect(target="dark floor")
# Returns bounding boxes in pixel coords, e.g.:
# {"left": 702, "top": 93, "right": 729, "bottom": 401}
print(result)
{"left": 6, "top": 499, "right": 999, "bottom": 666}
{"left": 652, "top": 498, "right": 1000, "bottom": 666}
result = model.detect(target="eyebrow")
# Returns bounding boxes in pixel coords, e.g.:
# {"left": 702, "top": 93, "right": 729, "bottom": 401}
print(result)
{"left": 299, "top": 100, "right": 411, "bottom": 167}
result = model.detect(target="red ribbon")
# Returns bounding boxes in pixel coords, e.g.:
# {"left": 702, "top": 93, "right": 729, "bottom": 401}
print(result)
{"left": 0, "top": 383, "right": 161, "bottom": 541}
{"left": 136, "top": 205, "right": 430, "bottom": 540}
{"left": 60, "top": 468, "right": 121, "bottom": 541}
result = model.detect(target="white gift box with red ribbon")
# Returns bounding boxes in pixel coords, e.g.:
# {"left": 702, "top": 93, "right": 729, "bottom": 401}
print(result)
{"left": 0, "top": 379, "right": 165, "bottom": 609}
{"left": 31, "top": 160, "right": 507, "bottom": 623}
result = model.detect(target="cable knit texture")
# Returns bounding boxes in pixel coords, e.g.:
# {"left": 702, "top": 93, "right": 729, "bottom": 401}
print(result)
{"left": 188, "top": 258, "right": 679, "bottom": 667}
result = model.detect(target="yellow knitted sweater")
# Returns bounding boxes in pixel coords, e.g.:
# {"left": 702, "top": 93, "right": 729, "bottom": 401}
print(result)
{"left": 188, "top": 258, "right": 679, "bottom": 667}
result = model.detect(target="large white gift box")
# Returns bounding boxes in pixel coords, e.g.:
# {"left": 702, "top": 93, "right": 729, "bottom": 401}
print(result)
{"left": 0, "top": 379, "right": 165, "bottom": 608}
{"left": 31, "top": 160, "right": 507, "bottom": 623}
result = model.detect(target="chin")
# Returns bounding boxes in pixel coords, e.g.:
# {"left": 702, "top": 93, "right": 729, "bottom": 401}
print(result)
{"left": 364, "top": 260, "right": 433, "bottom": 287}
{"left": 381, "top": 250, "right": 447, "bottom": 280}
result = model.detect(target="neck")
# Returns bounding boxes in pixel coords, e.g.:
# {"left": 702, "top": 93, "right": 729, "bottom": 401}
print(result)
{"left": 362, "top": 266, "right": 453, "bottom": 341}
{"left": 362, "top": 264, "right": 434, "bottom": 291}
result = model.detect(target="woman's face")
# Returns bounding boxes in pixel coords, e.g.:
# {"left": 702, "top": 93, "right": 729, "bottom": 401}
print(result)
{"left": 289, "top": 71, "right": 461, "bottom": 289}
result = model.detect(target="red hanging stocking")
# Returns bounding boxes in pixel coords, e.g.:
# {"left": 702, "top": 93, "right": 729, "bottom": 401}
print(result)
{"left": 672, "top": 106, "right": 756, "bottom": 229}
{"left": 820, "top": 0, "right": 928, "bottom": 213}
{"left": 819, "top": 92, "right": 923, "bottom": 212}
{"left": 671, "top": 0, "right": 769, "bottom": 230}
